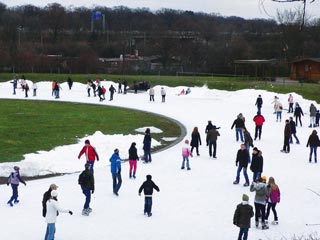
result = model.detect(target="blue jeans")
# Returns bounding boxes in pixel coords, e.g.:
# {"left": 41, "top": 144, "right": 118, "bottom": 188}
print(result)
{"left": 238, "top": 227, "right": 249, "bottom": 240}
{"left": 112, "top": 173, "right": 122, "bottom": 194}
{"left": 309, "top": 146, "right": 318, "bottom": 162}
{"left": 276, "top": 111, "right": 282, "bottom": 121}
{"left": 44, "top": 223, "right": 56, "bottom": 240}
{"left": 245, "top": 144, "right": 251, "bottom": 163}
{"left": 181, "top": 156, "right": 190, "bottom": 169}
{"left": 236, "top": 128, "right": 244, "bottom": 142}
{"left": 289, "top": 133, "right": 300, "bottom": 144}
{"left": 9, "top": 184, "right": 19, "bottom": 203}
{"left": 86, "top": 161, "right": 94, "bottom": 174}
{"left": 236, "top": 166, "right": 249, "bottom": 184}
{"left": 144, "top": 197, "right": 152, "bottom": 214}
{"left": 144, "top": 150, "right": 152, "bottom": 163}
{"left": 82, "top": 189, "right": 91, "bottom": 209}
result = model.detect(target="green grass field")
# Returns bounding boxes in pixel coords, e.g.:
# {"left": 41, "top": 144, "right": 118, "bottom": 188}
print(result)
{"left": 0, "top": 100, "right": 181, "bottom": 163}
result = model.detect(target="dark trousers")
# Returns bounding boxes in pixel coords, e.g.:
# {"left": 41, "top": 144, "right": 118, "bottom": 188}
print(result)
{"left": 112, "top": 173, "right": 122, "bottom": 194}
{"left": 295, "top": 116, "right": 302, "bottom": 127}
{"left": 238, "top": 227, "right": 249, "bottom": 240}
{"left": 144, "top": 150, "right": 152, "bottom": 163}
{"left": 9, "top": 184, "right": 19, "bottom": 203}
{"left": 144, "top": 197, "right": 152, "bottom": 214}
{"left": 150, "top": 95, "right": 154, "bottom": 102}
{"left": 283, "top": 136, "right": 290, "bottom": 152}
{"left": 266, "top": 202, "right": 278, "bottom": 221}
{"left": 82, "top": 189, "right": 91, "bottom": 209}
{"left": 209, "top": 140, "right": 217, "bottom": 157}
{"left": 288, "top": 103, "right": 293, "bottom": 113}
{"left": 162, "top": 95, "right": 165, "bottom": 102}
{"left": 289, "top": 133, "right": 300, "bottom": 144}
{"left": 191, "top": 146, "right": 199, "bottom": 155}
{"left": 254, "top": 202, "right": 266, "bottom": 223}
{"left": 254, "top": 125, "right": 262, "bottom": 140}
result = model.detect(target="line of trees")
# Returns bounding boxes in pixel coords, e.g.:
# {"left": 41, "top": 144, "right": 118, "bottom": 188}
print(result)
{"left": 0, "top": 2, "right": 319, "bottom": 75}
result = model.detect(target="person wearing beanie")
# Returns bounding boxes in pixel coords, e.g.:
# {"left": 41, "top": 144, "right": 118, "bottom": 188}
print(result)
{"left": 78, "top": 139, "right": 99, "bottom": 174}
{"left": 250, "top": 147, "right": 263, "bottom": 182}
{"left": 7, "top": 166, "right": 26, "bottom": 207}
{"left": 250, "top": 177, "right": 269, "bottom": 229}
{"left": 44, "top": 190, "right": 73, "bottom": 240}
{"left": 138, "top": 175, "right": 160, "bottom": 217}
{"left": 181, "top": 139, "right": 193, "bottom": 170}
{"left": 78, "top": 163, "right": 95, "bottom": 216}
{"left": 233, "top": 194, "right": 254, "bottom": 240}
{"left": 110, "top": 148, "right": 122, "bottom": 196}
{"left": 42, "top": 183, "right": 58, "bottom": 217}
{"left": 231, "top": 114, "right": 245, "bottom": 142}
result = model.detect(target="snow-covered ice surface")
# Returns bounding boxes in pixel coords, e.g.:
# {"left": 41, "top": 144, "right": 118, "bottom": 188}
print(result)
{"left": 0, "top": 79, "right": 319, "bottom": 240}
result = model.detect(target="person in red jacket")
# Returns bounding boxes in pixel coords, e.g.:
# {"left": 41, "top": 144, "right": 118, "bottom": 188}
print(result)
{"left": 78, "top": 139, "right": 99, "bottom": 173}
{"left": 253, "top": 112, "right": 265, "bottom": 141}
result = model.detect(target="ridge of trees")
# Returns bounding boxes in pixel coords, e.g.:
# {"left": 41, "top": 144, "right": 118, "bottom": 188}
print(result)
{"left": 0, "top": 2, "right": 319, "bottom": 75}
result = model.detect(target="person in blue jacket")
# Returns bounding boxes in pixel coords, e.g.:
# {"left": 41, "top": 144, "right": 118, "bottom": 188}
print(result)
{"left": 110, "top": 149, "right": 122, "bottom": 196}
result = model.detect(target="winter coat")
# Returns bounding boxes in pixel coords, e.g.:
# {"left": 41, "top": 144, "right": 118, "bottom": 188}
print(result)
{"left": 190, "top": 132, "right": 201, "bottom": 147}
{"left": 110, "top": 153, "right": 121, "bottom": 174}
{"left": 129, "top": 145, "right": 139, "bottom": 160}
{"left": 7, "top": 171, "right": 25, "bottom": 185}
{"left": 138, "top": 179, "right": 160, "bottom": 196}
{"left": 274, "top": 101, "right": 283, "bottom": 112}
{"left": 253, "top": 115, "right": 265, "bottom": 126}
{"left": 205, "top": 123, "right": 214, "bottom": 133}
{"left": 182, "top": 143, "right": 192, "bottom": 157}
{"left": 42, "top": 189, "right": 53, "bottom": 217}
{"left": 161, "top": 88, "right": 166, "bottom": 96}
{"left": 310, "top": 104, "right": 317, "bottom": 117}
{"left": 290, "top": 120, "right": 297, "bottom": 134}
{"left": 231, "top": 118, "right": 245, "bottom": 129}
{"left": 255, "top": 97, "right": 263, "bottom": 108}
{"left": 143, "top": 134, "right": 152, "bottom": 151}
{"left": 268, "top": 186, "right": 280, "bottom": 203}
{"left": 206, "top": 128, "right": 220, "bottom": 143}
{"left": 250, "top": 151, "right": 263, "bottom": 173}
{"left": 236, "top": 149, "right": 250, "bottom": 168}
{"left": 109, "top": 85, "right": 116, "bottom": 93}
{"left": 45, "top": 199, "right": 70, "bottom": 224}
{"left": 233, "top": 202, "right": 254, "bottom": 228}
{"left": 149, "top": 88, "right": 155, "bottom": 95}
{"left": 78, "top": 145, "right": 99, "bottom": 162}
{"left": 306, "top": 133, "right": 320, "bottom": 147}
{"left": 243, "top": 130, "right": 253, "bottom": 147}
{"left": 250, "top": 182, "right": 268, "bottom": 205}
{"left": 284, "top": 124, "right": 291, "bottom": 137}
{"left": 78, "top": 169, "right": 94, "bottom": 191}
{"left": 294, "top": 106, "right": 304, "bottom": 117}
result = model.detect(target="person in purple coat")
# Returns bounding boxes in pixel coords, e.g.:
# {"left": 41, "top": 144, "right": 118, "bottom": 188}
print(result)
{"left": 265, "top": 177, "right": 280, "bottom": 225}
{"left": 7, "top": 166, "right": 26, "bottom": 206}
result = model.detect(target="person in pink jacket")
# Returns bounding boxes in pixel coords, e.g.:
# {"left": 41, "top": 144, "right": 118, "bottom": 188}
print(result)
{"left": 181, "top": 140, "right": 193, "bottom": 170}
{"left": 265, "top": 177, "right": 280, "bottom": 225}
{"left": 78, "top": 139, "right": 99, "bottom": 174}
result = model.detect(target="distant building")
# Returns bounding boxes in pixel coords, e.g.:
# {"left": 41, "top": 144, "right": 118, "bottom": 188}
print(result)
{"left": 291, "top": 58, "right": 320, "bottom": 82}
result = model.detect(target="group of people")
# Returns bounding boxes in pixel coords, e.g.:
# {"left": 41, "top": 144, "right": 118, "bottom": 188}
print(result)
{"left": 148, "top": 86, "right": 167, "bottom": 102}
{"left": 10, "top": 75, "right": 37, "bottom": 98}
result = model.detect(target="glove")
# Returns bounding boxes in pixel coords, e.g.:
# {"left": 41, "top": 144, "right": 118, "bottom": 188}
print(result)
{"left": 92, "top": 189, "right": 94, "bottom": 194}
{"left": 69, "top": 211, "right": 73, "bottom": 215}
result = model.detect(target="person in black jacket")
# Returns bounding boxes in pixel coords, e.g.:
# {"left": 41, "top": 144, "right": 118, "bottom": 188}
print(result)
{"left": 233, "top": 144, "right": 250, "bottom": 186}
{"left": 306, "top": 130, "right": 320, "bottom": 163}
{"left": 78, "top": 163, "right": 95, "bottom": 216}
{"left": 289, "top": 117, "right": 300, "bottom": 144}
{"left": 42, "top": 184, "right": 58, "bottom": 217}
{"left": 190, "top": 127, "right": 202, "bottom": 156}
{"left": 138, "top": 175, "right": 160, "bottom": 217}
{"left": 231, "top": 114, "right": 245, "bottom": 142}
{"left": 233, "top": 194, "right": 254, "bottom": 240}
{"left": 250, "top": 147, "right": 263, "bottom": 182}
{"left": 294, "top": 102, "right": 304, "bottom": 127}
{"left": 128, "top": 142, "right": 139, "bottom": 178}
{"left": 143, "top": 128, "right": 152, "bottom": 163}
{"left": 255, "top": 94, "right": 263, "bottom": 114}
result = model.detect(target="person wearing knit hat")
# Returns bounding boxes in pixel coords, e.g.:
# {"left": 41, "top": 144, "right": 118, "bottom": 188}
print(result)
{"left": 250, "top": 147, "right": 263, "bottom": 182}
{"left": 233, "top": 194, "right": 254, "bottom": 240}
{"left": 42, "top": 183, "right": 59, "bottom": 217}
{"left": 7, "top": 166, "right": 26, "bottom": 207}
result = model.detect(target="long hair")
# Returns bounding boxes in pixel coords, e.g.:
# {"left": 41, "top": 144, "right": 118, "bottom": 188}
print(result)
{"left": 192, "top": 127, "right": 199, "bottom": 134}
{"left": 268, "top": 177, "right": 279, "bottom": 191}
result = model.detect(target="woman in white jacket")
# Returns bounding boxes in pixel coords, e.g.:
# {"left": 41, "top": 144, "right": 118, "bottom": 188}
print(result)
{"left": 45, "top": 190, "right": 72, "bottom": 240}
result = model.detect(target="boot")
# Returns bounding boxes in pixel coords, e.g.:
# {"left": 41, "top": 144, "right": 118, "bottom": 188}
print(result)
{"left": 262, "top": 223, "right": 269, "bottom": 230}
{"left": 133, "top": 173, "right": 136, "bottom": 179}
{"left": 129, "top": 173, "right": 132, "bottom": 178}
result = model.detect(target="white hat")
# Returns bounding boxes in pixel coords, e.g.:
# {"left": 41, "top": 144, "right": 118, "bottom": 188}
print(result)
{"left": 51, "top": 190, "right": 58, "bottom": 197}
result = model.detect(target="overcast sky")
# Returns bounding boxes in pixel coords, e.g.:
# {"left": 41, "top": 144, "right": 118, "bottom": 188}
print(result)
{"left": 2, "top": 0, "right": 320, "bottom": 20}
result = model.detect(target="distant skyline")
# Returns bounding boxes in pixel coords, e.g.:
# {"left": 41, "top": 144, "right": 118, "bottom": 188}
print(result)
{"left": 2, "top": 0, "right": 320, "bottom": 20}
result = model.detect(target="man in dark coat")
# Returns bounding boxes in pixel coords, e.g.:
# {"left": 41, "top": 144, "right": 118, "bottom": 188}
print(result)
{"left": 138, "top": 175, "right": 160, "bottom": 217}
{"left": 255, "top": 94, "right": 263, "bottom": 114}
{"left": 231, "top": 114, "right": 245, "bottom": 142}
{"left": 78, "top": 163, "right": 95, "bottom": 216}
{"left": 233, "top": 144, "right": 250, "bottom": 186}
{"left": 206, "top": 126, "right": 220, "bottom": 158}
{"left": 289, "top": 117, "right": 300, "bottom": 144}
{"left": 233, "top": 194, "right": 254, "bottom": 240}
{"left": 250, "top": 147, "right": 263, "bottom": 182}
{"left": 281, "top": 120, "right": 291, "bottom": 153}
{"left": 42, "top": 184, "right": 58, "bottom": 217}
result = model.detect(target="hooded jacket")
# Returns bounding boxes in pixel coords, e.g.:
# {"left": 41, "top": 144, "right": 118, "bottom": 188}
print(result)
{"left": 250, "top": 182, "right": 268, "bottom": 205}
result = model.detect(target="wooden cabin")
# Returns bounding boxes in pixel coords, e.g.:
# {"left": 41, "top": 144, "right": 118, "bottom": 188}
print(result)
{"left": 291, "top": 58, "right": 320, "bottom": 82}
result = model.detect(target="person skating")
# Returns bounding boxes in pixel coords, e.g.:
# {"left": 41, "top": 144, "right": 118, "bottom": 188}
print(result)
{"left": 306, "top": 130, "right": 320, "bottom": 163}
{"left": 110, "top": 149, "right": 122, "bottom": 196}
{"left": 128, "top": 142, "right": 139, "bottom": 179}
{"left": 44, "top": 190, "right": 72, "bottom": 240}
{"left": 231, "top": 114, "right": 245, "bottom": 142}
{"left": 294, "top": 102, "right": 304, "bottom": 127}
{"left": 281, "top": 120, "right": 291, "bottom": 153}
{"left": 309, "top": 103, "right": 317, "bottom": 128}
{"left": 7, "top": 166, "right": 26, "bottom": 206}
{"left": 206, "top": 125, "right": 220, "bottom": 158}
{"left": 273, "top": 97, "right": 283, "bottom": 122}
{"left": 233, "top": 144, "right": 250, "bottom": 187}
{"left": 138, "top": 175, "right": 160, "bottom": 217}
{"left": 32, "top": 81, "right": 37, "bottom": 96}
{"left": 109, "top": 84, "right": 116, "bottom": 101}
{"left": 11, "top": 75, "right": 18, "bottom": 95}
{"left": 190, "top": 127, "right": 202, "bottom": 156}
{"left": 161, "top": 87, "right": 166, "bottom": 102}
{"left": 265, "top": 177, "right": 280, "bottom": 225}
{"left": 233, "top": 194, "right": 254, "bottom": 240}
{"left": 181, "top": 139, "right": 192, "bottom": 170}
{"left": 78, "top": 163, "right": 95, "bottom": 216}
{"left": 253, "top": 112, "right": 265, "bottom": 140}
{"left": 255, "top": 94, "right": 263, "bottom": 114}
{"left": 287, "top": 94, "right": 294, "bottom": 113}
{"left": 143, "top": 128, "right": 152, "bottom": 163}
{"left": 67, "top": 76, "right": 73, "bottom": 90}
{"left": 242, "top": 127, "right": 254, "bottom": 163}
{"left": 42, "top": 184, "right": 58, "bottom": 217}
{"left": 250, "top": 147, "right": 263, "bottom": 182}
{"left": 117, "top": 79, "right": 122, "bottom": 93}
{"left": 149, "top": 87, "right": 155, "bottom": 102}
{"left": 289, "top": 116, "right": 300, "bottom": 144}
{"left": 250, "top": 177, "right": 269, "bottom": 230}
{"left": 78, "top": 139, "right": 99, "bottom": 173}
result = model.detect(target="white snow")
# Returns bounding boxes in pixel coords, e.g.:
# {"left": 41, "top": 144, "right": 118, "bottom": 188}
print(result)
{"left": 0, "top": 79, "right": 319, "bottom": 240}
{"left": 135, "top": 126, "right": 163, "bottom": 134}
